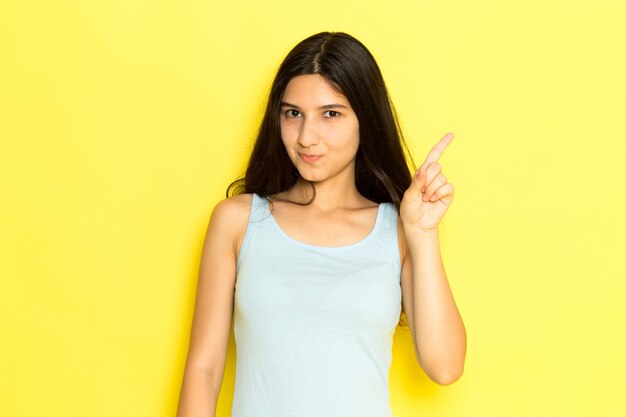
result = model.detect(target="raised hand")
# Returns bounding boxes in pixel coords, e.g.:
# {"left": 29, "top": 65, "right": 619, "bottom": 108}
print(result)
{"left": 400, "top": 132, "right": 455, "bottom": 233}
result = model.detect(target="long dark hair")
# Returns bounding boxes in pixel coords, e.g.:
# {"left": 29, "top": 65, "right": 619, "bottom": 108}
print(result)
{"left": 226, "top": 31, "right": 417, "bottom": 213}
{"left": 226, "top": 31, "right": 415, "bottom": 327}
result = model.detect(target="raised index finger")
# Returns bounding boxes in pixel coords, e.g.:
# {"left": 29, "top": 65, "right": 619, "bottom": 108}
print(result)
{"left": 421, "top": 132, "right": 455, "bottom": 167}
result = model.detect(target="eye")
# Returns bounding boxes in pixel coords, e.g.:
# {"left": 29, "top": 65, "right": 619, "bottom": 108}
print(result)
{"left": 324, "top": 110, "right": 340, "bottom": 118}
{"left": 284, "top": 109, "right": 300, "bottom": 118}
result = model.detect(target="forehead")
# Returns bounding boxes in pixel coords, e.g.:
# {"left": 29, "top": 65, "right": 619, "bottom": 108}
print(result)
{"left": 282, "top": 74, "right": 348, "bottom": 105}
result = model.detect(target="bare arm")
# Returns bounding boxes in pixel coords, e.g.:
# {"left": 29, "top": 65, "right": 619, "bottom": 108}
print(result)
{"left": 398, "top": 132, "right": 466, "bottom": 385}
{"left": 176, "top": 196, "right": 249, "bottom": 416}
{"left": 399, "top": 222, "right": 467, "bottom": 385}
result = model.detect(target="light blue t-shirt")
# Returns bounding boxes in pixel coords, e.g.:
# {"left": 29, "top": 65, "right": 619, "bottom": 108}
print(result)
{"left": 231, "top": 192, "right": 402, "bottom": 417}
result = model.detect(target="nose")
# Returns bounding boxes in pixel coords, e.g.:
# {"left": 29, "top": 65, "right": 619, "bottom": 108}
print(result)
{"left": 297, "top": 115, "right": 319, "bottom": 149}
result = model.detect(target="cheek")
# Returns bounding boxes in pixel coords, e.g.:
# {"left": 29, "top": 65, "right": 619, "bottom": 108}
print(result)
{"left": 325, "top": 124, "right": 359, "bottom": 152}
{"left": 280, "top": 122, "right": 297, "bottom": 145}
{"left": 353, "top": 126, "right": 360, "bottom": 149}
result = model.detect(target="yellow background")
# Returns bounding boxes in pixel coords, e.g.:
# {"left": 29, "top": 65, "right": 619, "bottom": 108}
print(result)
{"left": 1, "top": 1, "right": 624, "bottom": 416}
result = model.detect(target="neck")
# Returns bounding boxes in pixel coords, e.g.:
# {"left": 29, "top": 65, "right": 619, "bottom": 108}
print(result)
{"left": 290, "top": 175, "right": 367, "bottom": 212}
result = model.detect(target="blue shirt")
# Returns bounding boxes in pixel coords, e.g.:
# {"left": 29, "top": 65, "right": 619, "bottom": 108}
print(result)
{"left": 231, "top": 192, "right": 402, "bottom": 417}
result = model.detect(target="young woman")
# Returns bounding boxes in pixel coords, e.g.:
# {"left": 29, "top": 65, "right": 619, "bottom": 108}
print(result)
{"left": 177, "top": 31, "right": 466, "bottom": 417}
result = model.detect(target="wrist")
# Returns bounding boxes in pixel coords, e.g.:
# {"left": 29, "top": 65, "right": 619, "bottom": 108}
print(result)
{"left": 402, "top": 222, "right": 440, "bottom": 238}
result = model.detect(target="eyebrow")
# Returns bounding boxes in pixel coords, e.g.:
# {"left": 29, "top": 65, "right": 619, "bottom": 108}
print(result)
{"left": 280, "top": 101, "right": 348, "bottom": 110}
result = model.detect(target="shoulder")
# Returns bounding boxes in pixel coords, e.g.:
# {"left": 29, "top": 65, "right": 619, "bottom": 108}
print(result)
{"left": 209, "top": 193, "right": 254, "bottom": 256}
{"left": 210, "top": 193, "right": 253, "bottom": 232}
{"left": 213, "top": 192, "right": 253, "bottom": 217}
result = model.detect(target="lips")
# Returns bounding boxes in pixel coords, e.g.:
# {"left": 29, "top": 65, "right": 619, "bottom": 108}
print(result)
{"left": 298, "top": 153, "right": 322, "bottom": 162}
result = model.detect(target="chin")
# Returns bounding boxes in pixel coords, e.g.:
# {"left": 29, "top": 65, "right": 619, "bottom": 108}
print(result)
{"left": 297, "top": 172, "right": 321, "bottom": 182}
{"left": 295, "top": 168, "right": 324, "bottom": 183}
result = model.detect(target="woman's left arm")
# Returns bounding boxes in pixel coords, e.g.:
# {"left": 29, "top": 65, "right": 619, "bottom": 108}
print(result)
{"left": 402, "top": 226, "right": 466, "bottom": 385}
{"left": 398, "top": 132, "right": 467, "bottom": 385}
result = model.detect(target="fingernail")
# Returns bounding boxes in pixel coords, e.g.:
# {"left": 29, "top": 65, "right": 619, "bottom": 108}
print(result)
{"left": 430, "top": 194, "right": 437, "bottom": 201}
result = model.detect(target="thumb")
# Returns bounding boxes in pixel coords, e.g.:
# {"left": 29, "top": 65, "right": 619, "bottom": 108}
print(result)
{"left": 416, "top": 168, "right": 426, "bottom": 192}
{"left": 407, "top": 168, "right": 426, "bottom": 199}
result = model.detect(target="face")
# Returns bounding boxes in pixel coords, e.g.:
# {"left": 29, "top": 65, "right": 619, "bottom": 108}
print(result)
{"left": 279, "top": 74, "right": 360, "bottom": 183}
